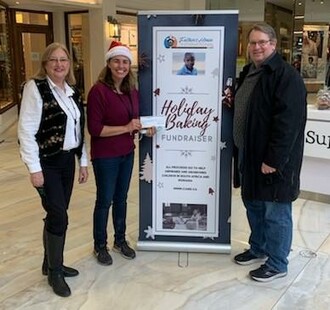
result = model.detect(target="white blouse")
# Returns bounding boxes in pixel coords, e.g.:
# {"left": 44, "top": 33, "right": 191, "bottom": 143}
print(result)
{"left": 18, "top": 77, "right": 88, "bottom": 173}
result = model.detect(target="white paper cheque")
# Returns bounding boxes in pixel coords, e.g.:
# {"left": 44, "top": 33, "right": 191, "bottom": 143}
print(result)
{"left": 140, "top": 116, "right": 166, "bottom": 130}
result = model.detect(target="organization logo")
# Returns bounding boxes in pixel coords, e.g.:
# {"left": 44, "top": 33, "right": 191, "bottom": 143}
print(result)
{"left": 164, "top": 34, "right": 214, "bottom": 49}
{"left": 164, "top": 35, "right": 178, "bottom": 48}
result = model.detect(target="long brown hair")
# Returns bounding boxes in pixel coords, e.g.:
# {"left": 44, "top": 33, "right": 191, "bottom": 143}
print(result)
{"left": 32, "top": 42, "right": 76, "bottom": 85}
{"left": 97, "top": 60, "right": 136, "bottom": 94}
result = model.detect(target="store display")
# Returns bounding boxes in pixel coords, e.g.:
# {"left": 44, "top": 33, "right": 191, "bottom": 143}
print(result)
{"left": 316, "top": 87, "right": 330, "bottom": 110}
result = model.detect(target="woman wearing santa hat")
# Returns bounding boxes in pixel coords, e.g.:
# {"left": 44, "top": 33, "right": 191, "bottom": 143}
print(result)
{"left": 87, "top": 41, "right": 153, "bottom": 265}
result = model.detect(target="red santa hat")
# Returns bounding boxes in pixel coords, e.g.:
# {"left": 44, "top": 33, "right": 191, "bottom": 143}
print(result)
{"left": 105, "top": 41, "right": 132, "bottom": 63}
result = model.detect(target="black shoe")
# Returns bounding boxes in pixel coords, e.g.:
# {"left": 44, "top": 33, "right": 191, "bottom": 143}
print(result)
{"left": 249, "top": 264, "right": 287, "bottom": 282}
{"left": 48, "top": 270, "right": 71, "bottom": 297}
{"left": 42, "top": 257, "right": 79, "bottom": 277}
{"left": 234, "top": 250, "right": 267, "bottom": 265}
{"left": 113, "top": 241, "right": 136, "bottom": 260}
{"left": 94, "top": 247, "right": 113, "bottom": 265}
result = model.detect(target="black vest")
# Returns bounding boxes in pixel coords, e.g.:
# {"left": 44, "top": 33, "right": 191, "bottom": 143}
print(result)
{"left": 34, "top": 79, "right": 84, "bottom": 159}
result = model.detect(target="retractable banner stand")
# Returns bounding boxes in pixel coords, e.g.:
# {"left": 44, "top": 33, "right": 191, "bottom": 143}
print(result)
{"left": 137, "top": 11, "right": 238, "bottom": 253}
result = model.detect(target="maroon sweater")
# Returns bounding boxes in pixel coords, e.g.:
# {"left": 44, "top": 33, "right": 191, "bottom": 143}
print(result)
{"left": 87, "top": 82, "right": 139, "bottom": 160}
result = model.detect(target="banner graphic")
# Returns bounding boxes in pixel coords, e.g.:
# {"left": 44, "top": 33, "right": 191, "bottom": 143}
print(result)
{"left": 138, "top": 11, "right": 238, "bottom": 253}
{"left": 151, "top": 26, "right": 224, "bottom": 238}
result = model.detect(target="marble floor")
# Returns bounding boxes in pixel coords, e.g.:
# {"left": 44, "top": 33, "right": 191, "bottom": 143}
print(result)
{"left": 0, "top": 123, "right": 329, "bottom": 310}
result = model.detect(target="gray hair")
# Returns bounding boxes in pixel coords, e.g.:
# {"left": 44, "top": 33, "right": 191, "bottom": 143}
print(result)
{"left": 247, "top": 22, "right": 277, "bottom": 43}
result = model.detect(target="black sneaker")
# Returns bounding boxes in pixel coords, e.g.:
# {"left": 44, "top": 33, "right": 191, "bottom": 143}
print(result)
{"left": 113, "top": 241, "right": 136, "bottom": 260}
{"left": 94, "top": 247, "right": 113, "bottom": 265}
{"left": 249, "top": 264, "right": 287, "bottom": 282}
{"left": 234, "top": 250, "right": 267, "bottom": 265}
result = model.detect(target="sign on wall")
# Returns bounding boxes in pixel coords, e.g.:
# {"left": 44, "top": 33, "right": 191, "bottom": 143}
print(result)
{"left": 304, "top": 110, "right": 330, "bottom": 159}
{"left": 138, "top": 11, "right": 238, "bottom": 253}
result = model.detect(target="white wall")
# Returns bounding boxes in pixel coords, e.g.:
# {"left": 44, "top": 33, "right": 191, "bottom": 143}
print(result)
{"left": 87, "top": 0, "right": 208, "bottom": 90}
{"left": 304, "top": 0, "right": 330, "bottom": 23}
{"left": 208, "top": 0, "right": 265, "bottom": 21}
{"left": 116, "top": 0, "right": 190, "bottom": 11}
{"left": 13, "top": 0, "right": 329, "bottom": 98}
{"left": 185, "top": 0, "right": 207, "bottom": 10}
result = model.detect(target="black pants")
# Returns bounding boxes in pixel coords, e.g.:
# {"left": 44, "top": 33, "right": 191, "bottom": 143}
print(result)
{"left": 40, "top": 151, "right": 76, "bottom": 235}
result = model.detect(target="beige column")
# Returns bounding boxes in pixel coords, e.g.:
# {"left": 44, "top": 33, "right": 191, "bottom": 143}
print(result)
{"left": 184, "top": 0, "right": 207, "bottom": 10}
{"left": 89, "top": 1, "right": 116, "bottom": 89}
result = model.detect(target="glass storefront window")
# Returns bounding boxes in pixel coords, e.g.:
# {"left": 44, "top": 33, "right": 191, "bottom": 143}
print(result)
{"left": 15, "top": 11, "right": 49, "bottom": 25}
{"left": 67, "top": 12, "right": 89, "bottom": 99}
{"left": 0, "top": 5, "right": 13, "bottom": 111}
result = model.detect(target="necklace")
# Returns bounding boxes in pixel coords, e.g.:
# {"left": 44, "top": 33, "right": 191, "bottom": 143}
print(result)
{"left": 53, "top": 87, "right": 78, "bottom": 142}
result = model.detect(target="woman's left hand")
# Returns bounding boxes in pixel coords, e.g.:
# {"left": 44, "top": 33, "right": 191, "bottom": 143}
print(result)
{"left": 78, "top": 166, "right": 88, "bottom": 183}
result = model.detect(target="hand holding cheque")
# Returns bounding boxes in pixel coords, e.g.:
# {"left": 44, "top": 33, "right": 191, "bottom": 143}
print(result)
{"left": 139, "top": 116, "right": 166, "bottom": 137}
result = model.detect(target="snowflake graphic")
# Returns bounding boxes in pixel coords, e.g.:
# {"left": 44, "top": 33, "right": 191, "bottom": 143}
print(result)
{"left": 157, "top": 54, "right": 165, "bottom": 63}
{"left": 180, "top": 86, "right": 193, "bottom": 94}
{"left": 203, "top": 236, "right": 215, "bottom": 240}
{"left": 219, "top": 141, "right": 227, "bottom": 150}
{"left": 211, "top": 155, "right": 216, "bottom": 161}
{"left": 138, "top": 52, "right": 149, "bottom": 70}
{"left": 211, "top": 68, "right": 219, "bottom": 78}
{"left": 180, "top": 150, "right": 192, "bottom": 158}
{"left": 157, "top": 182, "right": 164, "bottom": 189}
{"left": 144, "top": 226, "right": 155, "bottom": 239}
{"left": 147, "top": 14, "right": 157, "bottom": 19}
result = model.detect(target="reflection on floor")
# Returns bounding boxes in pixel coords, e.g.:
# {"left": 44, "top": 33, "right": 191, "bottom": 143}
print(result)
{"left": 0, "top": 123, "right": 329, "bottom": 309}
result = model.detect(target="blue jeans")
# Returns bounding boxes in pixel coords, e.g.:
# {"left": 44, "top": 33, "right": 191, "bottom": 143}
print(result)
{"left": 243, "top": 199, "right": 292, "bottom": 273}
{"left": 92, "top": 152, "right": 134, "bottom": 249}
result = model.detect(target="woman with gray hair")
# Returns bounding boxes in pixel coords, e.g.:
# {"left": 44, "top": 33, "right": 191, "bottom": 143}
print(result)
{"left": 18, "top": 42, "right": 88, "bottom": 297}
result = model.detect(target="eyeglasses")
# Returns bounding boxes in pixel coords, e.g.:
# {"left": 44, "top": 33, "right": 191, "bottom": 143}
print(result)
{"left": 248, "top": 40, "right": 271, "bottom": 47}
{"left": 48, "top": 58, "right": 70, "bottom": 63}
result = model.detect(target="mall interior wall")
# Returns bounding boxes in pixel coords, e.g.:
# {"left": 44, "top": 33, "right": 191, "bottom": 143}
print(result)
{"left": 1, "top": 0, "right": 329, "bottom": 135}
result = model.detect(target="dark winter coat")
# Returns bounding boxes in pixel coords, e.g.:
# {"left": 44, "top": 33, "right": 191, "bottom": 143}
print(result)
{"left": 236, "top": 52, "right": 307, "bottom": 202}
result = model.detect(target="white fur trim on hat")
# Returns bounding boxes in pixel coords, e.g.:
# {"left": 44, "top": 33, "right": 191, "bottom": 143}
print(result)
{"left": 105, "top": 45, "right": 132, "bottom": 63}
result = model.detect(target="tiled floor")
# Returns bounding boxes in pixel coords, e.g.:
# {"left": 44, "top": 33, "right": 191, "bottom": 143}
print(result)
{"left": 0, "top": 123, "right": 329, "bottom": 310}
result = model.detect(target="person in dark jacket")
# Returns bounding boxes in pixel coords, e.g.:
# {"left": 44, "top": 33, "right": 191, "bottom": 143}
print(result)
{"left": 233, "top": 23, "right": 307, "bottom": 282}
